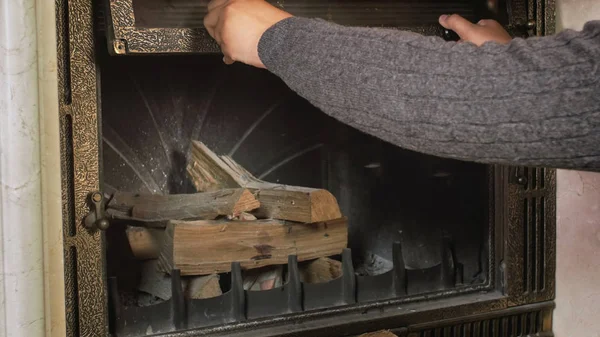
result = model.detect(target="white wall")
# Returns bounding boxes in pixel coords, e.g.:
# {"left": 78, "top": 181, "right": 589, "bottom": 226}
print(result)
{"left": 0, "top": 0, "right": 45, "bottom": 336}
{"left": 554, "top": 3, "right": 600, "bottom": 337}
{"left": 0, "top": 0, "right": 64, "bottom": 336}
{"left": 555, "top": 171, "right": 600, "bottom": 336}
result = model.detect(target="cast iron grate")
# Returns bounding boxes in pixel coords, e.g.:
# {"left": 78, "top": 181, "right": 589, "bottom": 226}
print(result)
{"left": 521, "top": 168, "right": 547, "bottom": 295}
{"left": 109, "top": 241, "right": 463, "bottom": 336}
{"left": 416, "top": 310, "right": 545, "bottom": 337}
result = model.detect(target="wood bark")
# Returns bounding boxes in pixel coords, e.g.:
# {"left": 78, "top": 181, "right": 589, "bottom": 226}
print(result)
{"left": 106, "top": 188, "right": 259, "bottom": 223}
{"left": 158, "top": 217, "right": 348, "bottom": 275}
{"left": 187, "top": 141, "right": 342, "bottom": 223}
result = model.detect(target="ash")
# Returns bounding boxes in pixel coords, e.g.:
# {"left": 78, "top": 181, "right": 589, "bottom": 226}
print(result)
{"left": 355, "top": 251, "right": 394, "bottom": 276}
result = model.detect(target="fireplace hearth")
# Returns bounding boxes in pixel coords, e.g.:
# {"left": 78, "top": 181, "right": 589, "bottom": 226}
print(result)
{"left": 56, "top": 0, "right": 557, "bottom": 336}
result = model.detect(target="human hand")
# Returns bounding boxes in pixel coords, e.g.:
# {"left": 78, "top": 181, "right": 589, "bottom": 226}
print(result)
{"left": 204, "top": 0, "right": 292, "bottom": 68}
{"left": 439, "top": 14, "right": 512, "bottom": 46}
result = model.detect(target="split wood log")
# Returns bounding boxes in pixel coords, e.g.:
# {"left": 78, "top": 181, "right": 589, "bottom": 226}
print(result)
{"left": 231, "top": 212, "right": 257, "bottom": 221}
{"left": 187, "top": 141, "right": 342, "bottom": 223}
{"left": 106, "top": 188, "right": 259, "bottom": 223}
{"left": 186, "top": 274, "right": 222, "bottom": 299}
{"left": 243, "top": 266, "right": 283, "bottom": 291}
{"left": 299, "top": 257, "right": 342, "bottom": 284}
{"left": 126, "top": 226, "right": 164, "bottom": 260}
{"left": 158, "top": 217, "right": 348, "bottom": 275}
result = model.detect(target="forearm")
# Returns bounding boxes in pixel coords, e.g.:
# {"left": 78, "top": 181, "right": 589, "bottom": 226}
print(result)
{"left": 258, "top": 18, "right": 600, "bottom": 170}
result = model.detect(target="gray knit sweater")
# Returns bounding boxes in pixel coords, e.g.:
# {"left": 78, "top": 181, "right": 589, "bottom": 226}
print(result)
{"left": 258, "top": 18, "right": 600, "bottom": 171}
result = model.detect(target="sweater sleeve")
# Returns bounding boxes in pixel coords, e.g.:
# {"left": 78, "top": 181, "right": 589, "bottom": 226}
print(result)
{"left": 257, "top": 18, "right": 600, "bottom": 171}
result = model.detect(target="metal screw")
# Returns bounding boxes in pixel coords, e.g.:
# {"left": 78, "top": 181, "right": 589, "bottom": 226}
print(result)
{"left": 92, "top": 192, "right": 102, "bottom": 203}
{"left": 113, "top": 39, "right": 127, "bottom": 54}
{"left": 517, "top": 176, "right": 528, "bottom": 186}
{"left": 526, "top": 20, "right": 536, "bottom": 29}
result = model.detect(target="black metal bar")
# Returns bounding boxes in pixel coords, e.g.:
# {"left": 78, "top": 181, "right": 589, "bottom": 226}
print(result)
{"left": 171, "top": 270, "right": 186, "bottom": 330}
{"left": 108, "top": 277, "right": 120, "bottom": 335}
{"left": 464, "top": 322, "right": 472, "bottom": 337}
{"left": 440, "top": 237, "right": 455, "bottom": 289}
{"left": 392, "top": 242, "right": 407, "bottom": 296}
{"left": 230, "top": 262, "right": 246, "bottom": 322}
{"left": 511, "top": 315, "right": 518, "bottom": 336}
{"left": 341, "top": 249, "right": 356, "bottom": 305}
{"left": 287, "top": 255, "right": 303, "bottom": 313}
{"left": 455, "top": 263, "right": 465, "bottom": 286}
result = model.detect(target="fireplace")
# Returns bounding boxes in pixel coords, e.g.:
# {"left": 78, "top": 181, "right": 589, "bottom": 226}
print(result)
{"left": 56, "top": 0, "right": 557, "bottom": 336}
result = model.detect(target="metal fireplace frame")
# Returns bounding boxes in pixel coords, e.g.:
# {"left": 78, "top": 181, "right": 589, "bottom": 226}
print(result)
{"left": 56, "top": 0, "right": 557, "bottom": 336}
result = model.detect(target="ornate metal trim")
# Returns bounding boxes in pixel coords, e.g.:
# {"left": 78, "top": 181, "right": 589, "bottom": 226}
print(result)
{"left": 105, "top": 0, "right": 487, "bottom": 55}
{"left": 56, "top": 0, "right": 107, "bottom": 335}
{"left": 104, "top": 0, "right": 219, "bottom": 54}
{"left": 506, "top": 167, "right": 556, "bottom": 306}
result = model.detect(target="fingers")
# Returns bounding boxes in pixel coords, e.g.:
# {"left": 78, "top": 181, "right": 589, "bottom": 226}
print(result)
{"left": 204, "top": 6, "right": 221, "bottom": 39}
{"left": 208, "top": 0, "right": 228, "bottom": 11}
{"left": 204, "top": 1, "right": 234, "bottom": 65}
{"left": 223, "top": 55, "right": 235, "bottom": 65}
{"left": 477, "top": 19, "right": 497, "bottom": 26}
{"left": 439, "top": 14, "right": 475, "bottom": 40}
{"left": 205, "top": 0, "right": 229, "bottom": 39}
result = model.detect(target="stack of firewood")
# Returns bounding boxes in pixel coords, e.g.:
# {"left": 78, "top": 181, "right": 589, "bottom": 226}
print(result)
{"left": 111, "top": 141, "right": 348, "bottom": 302}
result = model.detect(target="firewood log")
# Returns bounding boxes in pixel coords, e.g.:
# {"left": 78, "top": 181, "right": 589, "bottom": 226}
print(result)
{"left": 186, "top": 274, "right": 222, "bottom": 299}
{"left": 299, "top": 257, "right": 342, "bottom": 284}
{"left": 106, "top": 188, "right": 259, "bottom": 223}
{"left": 158, "top": 217, "right": 348, "bottom": 275}
{"left": 187, "top": 141, "right": 342, "bottom": 223}
{"left": 126, "top": 226, "right": 164, "bottom": 260}
{"left": 243, "top": 266, "right": 283, "bottom": 291}
{"left": 231, "top": 212, "right": 257, "bottom": 221}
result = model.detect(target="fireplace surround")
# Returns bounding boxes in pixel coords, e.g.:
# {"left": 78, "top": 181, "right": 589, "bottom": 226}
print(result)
{"left": 56, "top": 0, "right": 557, "bottom": 336}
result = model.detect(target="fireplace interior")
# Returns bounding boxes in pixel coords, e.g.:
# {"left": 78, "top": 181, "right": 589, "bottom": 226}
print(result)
{"left": 101, "top": 53, "right": 492, "bottom": 334}
{"left": 55, "top": 0, "right": 556, "bottom": 336}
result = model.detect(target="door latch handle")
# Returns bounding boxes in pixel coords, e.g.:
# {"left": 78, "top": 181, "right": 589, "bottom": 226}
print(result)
{"left": 84, "top": 191, "right": 110, "bottom": 231}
